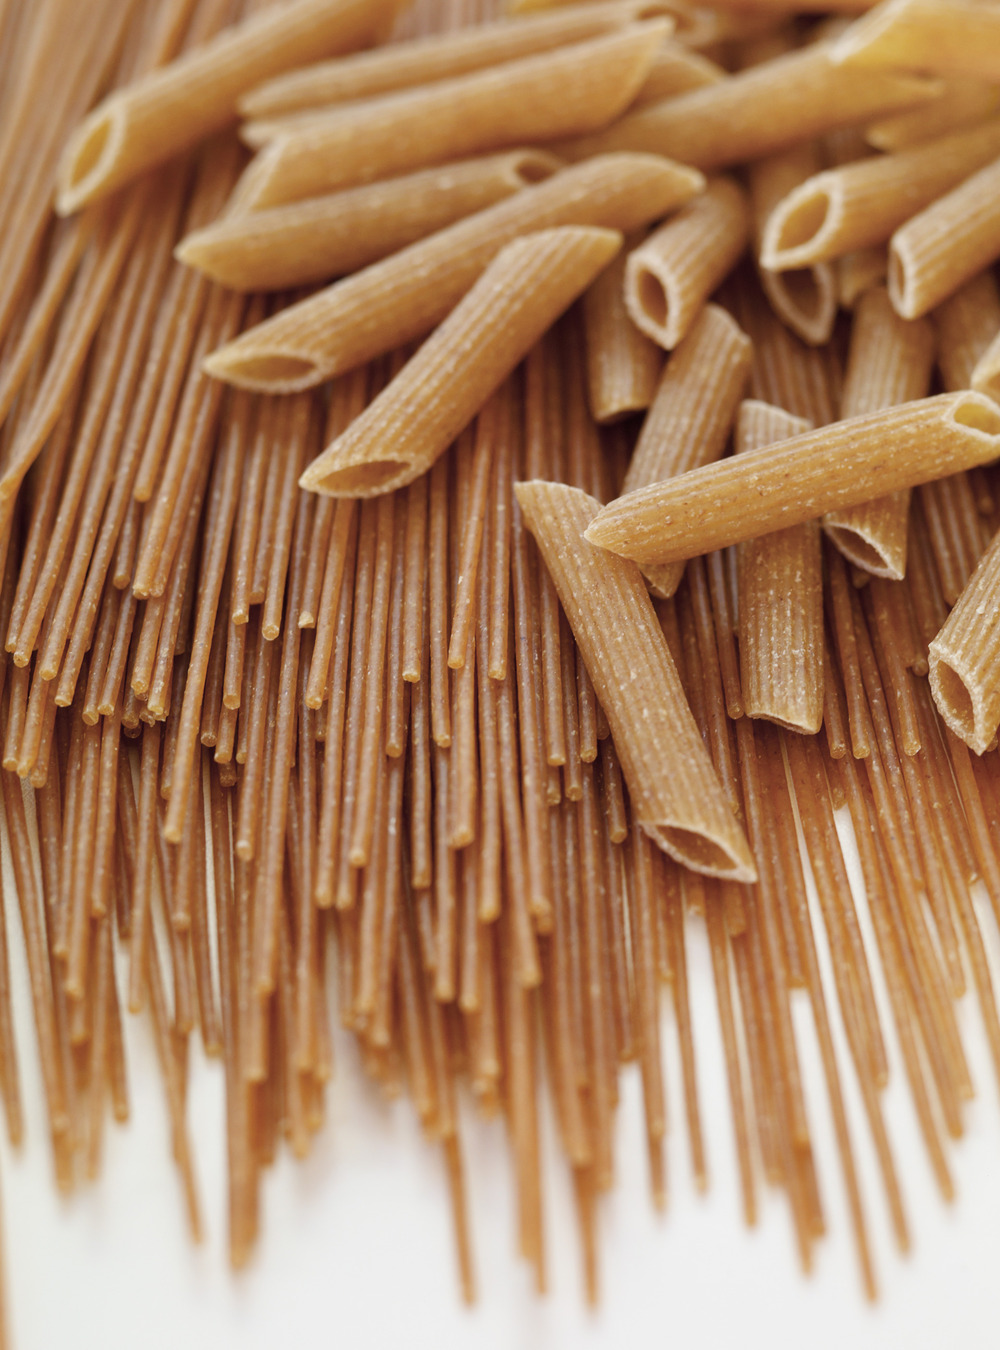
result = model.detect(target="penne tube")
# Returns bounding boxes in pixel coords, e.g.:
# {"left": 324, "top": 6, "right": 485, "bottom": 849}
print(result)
{"left": 555, "top": 43, "right": 940, "bottom": 171}
{"left": 822, "top": 287, "right": 935, "bottom": 580}
{"left": 750, "top": 143, "right": 837, "bottom": 346}
{"left": 630, "top": 42, "right": 725, "bottom": 107}
{"left": 582, "top": 239, "right": 662, "bottom": 424}
{"left": 239, "top": 0, "right": 675, "bottom": 119}
{"left": 973, "top": 331, "right": 1000, "bottom": 405}
{"left": 622, "top": 303, "right": 751, "bottom": 597}
{"left": 833, "top": 0, "right": 1000, "bottom": 83}
{"left": 299, "top": 227, "right": 621, "bottom": 498}
{"left": 929, "top": 528, "right": 1000, "bottom": 754}
{"left": 866, "top": 80, "right": 1000, "bottom": 154}
{"left": 203, "top": 153, "right": 703, "bottom": 393}
{"left": 237, "top": 23, "right": 670, "bottom": 208}
{"left": 175, "top": 150, "right": 562, "bottom": 292}
{"left": 584, "top": 391, "right": 1000, "bottom": 567}
{"left": 623, "top": 176, "right": 750, "bottom": 350}
{"left": 762, "top": 119, "right": 1000, "bottom": 272}
{"left": 514, "top": 480, "right": 756, "bottom": 882}
{"left": 889, "top": 152, "right": 1000, "bottom": 320}
{"left": 55, "top": 0, "right": 396, "bottom": 216}
{"left": 934, "top": 271, "right": 1000, "bottom": 394}
{"left": 735, "top": 401, "right": 823, "bottom": 736}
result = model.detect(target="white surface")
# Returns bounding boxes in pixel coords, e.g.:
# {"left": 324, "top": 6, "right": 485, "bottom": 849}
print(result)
{"left": 4, "top": 812, "right": 1000, "bottom": 1350}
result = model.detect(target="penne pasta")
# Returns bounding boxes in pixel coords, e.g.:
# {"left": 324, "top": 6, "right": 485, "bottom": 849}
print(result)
{"left": 624, "top": 176, "right": 750, "bottom": 350}
{"left": 822, "top": 286, "right": 935, "bottom": 579}
{"left": 622, "top": 303, "right": 751, "bottom": 597}
{"left": 837, "top": 246, "right": 888, "bottom": 308}
{"left": 736, "top": 401, "right": 823, "bottom": 735}
{"left": 834, "top": 0, "right": 1000, "bottom": 83}
{"left": 514, "top": 480, "right": 756, "bottom": 882}
{"left": 582, "top": 239, "right": 662, "bottom": 424}
{"left": 237, "top": 23, "right": 670, "bottom": 208}
{"left": 55, "top": 0, "right": 396, "bottom": 215}
{"left": 203, "top": 153, "right": 703, "bottom": 393}
{"left": 889, "top": 152, "right": 1000, "bottom": 320}
{"left": 584, "top": 391, "right": 1000, "bottom": 567}
{"left": 866, "top": 79, "right": 1000, "bottom": 154}
{"left": 750, "top": 143, "right": 837, "bottom": 346}
{"left": 299, "top": 227, "right": 621, "bottom": 498}
{"left": 175, "top": 150, "right": 562, "bottom": 291}
{"left": 762, "top": 119, "right": 1000, "bottom": 272}
{"left": 935, "top": 271, "right": 1000, "bottom": 395}
{"left": 929, "top": 528, "right": 1000, "bottom": 755}
{"left": 555, "top": 42, "right": 940, "bottom": 172}
{"left": 630, "top": 42, "right": 725, "bottom": 107}
{"left": 240, "top": 0, "right": 674, "bottom": 119}
{"left": 973, "top": 331, "right": 1000, "bottom": 405}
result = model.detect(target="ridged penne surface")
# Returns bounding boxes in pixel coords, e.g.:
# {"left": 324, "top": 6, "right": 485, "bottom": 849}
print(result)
{"left": 822, "top": 286, "right": 935, "bottom": 579}
{"left": 889, "top": 152, "right": 1000, "bottom": 319}
{"left": 762, "top": 119, "right": 1000, "bottom": 271}
{"left": 624, "top": 176, "right": 750, "bottom": 349}
{"left": 514, "top": 480, "right": 756, "bottom": 882}
{"left": 203, "top": 153, "right": 703, "bottom": 392}
{"left": 582, "top": 240, "right": 662, "bottom": 424}
{"left": 55, "top": 0, "right": 395, "bottom": 215}
{"left": 555, "top": 43, "right": 940, "bottom": 171}
{"left": 930, "top": 529, "right": 1000, "bottom": 754}
{"left": 299, "top": 227, "right": 621, "bottom": 498}
{"left": 622, "top": 303, "right": 751, "bottom": 596}
{"left": 240, "top": 0, "right": 670, "bottom": 118}
{"left": 585, "top": 391, "right": 1000, "bottom": 566}
{"left": 834, "top": 0, "right": 1000, "bottom": 82}
{"left": 175, "top": 150, "right": 561, "bottom": 291}
{"left": 736, "top": 401, "right": 823, "bottom": 735}
{"left": 238, "top": 23, "right": 669, "bottom": 208}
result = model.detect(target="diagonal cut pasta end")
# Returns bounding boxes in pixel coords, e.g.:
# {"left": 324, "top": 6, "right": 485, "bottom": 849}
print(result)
{"left": 56, "top": 99, "right": 126, "bottom": 216}
{"left": 202, "top": 344, "right": 323, "bottom": 392}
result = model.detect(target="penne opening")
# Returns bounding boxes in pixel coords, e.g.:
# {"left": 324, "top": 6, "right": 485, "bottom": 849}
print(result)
{"left": 951, "top": 394, "right": 1000, "bottom": 436}
{"left": 510, "top": 151, "right": 561, "bottom": 186}
{"left": 931, "top": 657, "right": 979, "bottom": 749}
{"left": 762, "top": 262, "right": 836, "bottom": 346}
{"left": 824, "top": 526, "right": 898, "bottom": 579}
{"left": 203, "top": 350, "right": 321, "bottom": 391}
{"left": 652, "top": 823, "right": 755, "bottom": 882}
{"left": 57, "top": 106, "right": 121, "bottom": 215}
{"left": 302, "top": 459, "right": 409, "bottom": 495}
{"left": 636, "top": 267, "right": 669, "bottom": 331}
{"left": 886, "top": 242, "right": 912, "bottom": 318}
{"left": 768, "top": 189, "right": 831, "bottom": 262}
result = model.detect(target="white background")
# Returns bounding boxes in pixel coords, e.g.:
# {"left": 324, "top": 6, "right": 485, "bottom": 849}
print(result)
{"left": 3, "top": 812, "right": 1000, "bottom": 1350}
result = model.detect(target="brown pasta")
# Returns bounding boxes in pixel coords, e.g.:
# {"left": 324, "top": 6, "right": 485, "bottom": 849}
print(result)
{"left": 929, "top": 528, "right": 1000, "bottom": 755}
{"left": 515, "top": 480, "right": 756, "bottom": 882}
{"left": 237, "top": 23, "right": 671, "bottom": 208}
{"left": 56, "top": 0, "right": 397, "bottom": 214}
{"left": 833, "top": 0, "right": 1000, "bottom": 83}
{"left": 299, "top": 227, "right": 621, "bottom": 498}
{"left": 581, "top": 238, "right": 662, "bottom": 424}
{"left": 176, "top": 150, "right": 563, "bottom": 291}
{"left": 624, "top": 176, "right": 751, "bottom": 351}
{"left": 203, "top": 153, "right": 702, "bottom": 393}
{"left": 585, "top": 392, "right": 1000, "bottom": 567}
{"left": 822, "top": 286, "right": 936, "bottom": 579}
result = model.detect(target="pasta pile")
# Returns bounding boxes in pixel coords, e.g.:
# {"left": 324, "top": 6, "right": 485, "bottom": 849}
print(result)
{"left": 4, "top": 0, "right": 1000, "bottom": 1337}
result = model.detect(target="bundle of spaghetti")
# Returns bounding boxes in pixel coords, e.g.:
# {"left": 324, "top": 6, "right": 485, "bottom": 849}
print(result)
{"left": 8, "top": 0, "right": 1000, "bottom": 1343}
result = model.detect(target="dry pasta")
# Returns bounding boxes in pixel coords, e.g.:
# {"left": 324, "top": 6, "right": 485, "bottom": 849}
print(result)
{"left": 585, "top": 392, "right": 1000, "bottom": 566}
{"left": 762, "top": 118, "right": 1000, "bottom": 272}
{"left": 298, "top": 227, "right": 621, "bottom": 498}
{"left": 581, "top": 239, "right": 662, "bottom": 424}
{"left": 930, "top": 529, "right": 1000, "bottom": 755}
{"left": 240, "top": 0, "right": 673, "bottom": 118}
{"left": 236, "top": 22, "right": 670, "bottom": 208}
{"left": 865, "top": 79, "right": 1000, "bottom": 153}
{"left": 514, "top": 480, "right": 756, "bottom": 882}
{"left": 56, "top": 0, "right": 397, "bottom": 215}
{"left": 624, "top": 176, "right": 750, "bottom": 350}
{"left": 175, "top": 150, "right": 562, "bottom": 291}
{"left": 889, "top": 151, "right": 1000, "bottom": 319}
{"left": 555, "top": 42, "right": 940, "bottom": 171}
{"left": 833, "top": 0, "right": 1000, "bottom": 83}
{"left": 822, "top": 286, "right": 936, "bottom": 579}
{"left": 202, "top": 153, "right": 702, "bottom": 392}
